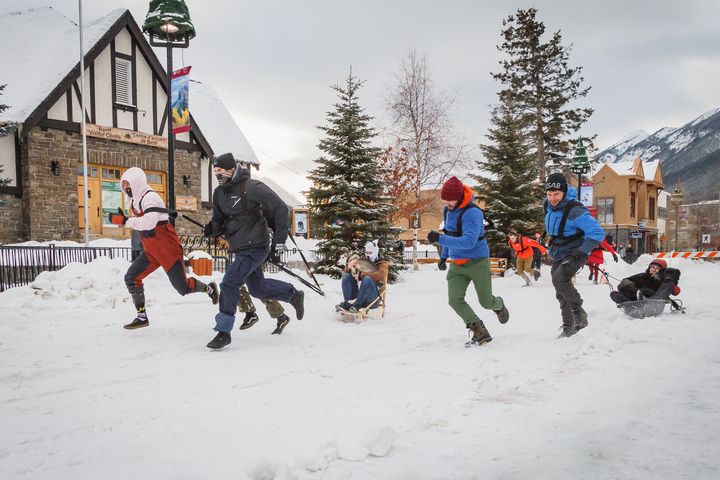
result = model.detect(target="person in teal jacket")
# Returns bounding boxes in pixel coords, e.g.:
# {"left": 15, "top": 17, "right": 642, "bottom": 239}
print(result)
{"left": 428, "top": 176, "right": 509, "bottom": 347}
{"left": 544, "top": 173, "right": 606, "bottom": 337}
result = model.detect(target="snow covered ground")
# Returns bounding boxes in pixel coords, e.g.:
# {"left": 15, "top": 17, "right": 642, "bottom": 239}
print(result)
{"left": 1, "top": 255, "right": 719, "bottom": 479}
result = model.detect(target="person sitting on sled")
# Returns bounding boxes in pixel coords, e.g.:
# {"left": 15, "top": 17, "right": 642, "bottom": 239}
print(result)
{"left": 336, "top": 240, "right": 388, "bottom": 313}
{"left": 610, "top": 259, "right": 681, "bottom": 304}
{"left": 112, "top": 167, "right": 219, "bottom": 330}
{"left": 586, "top": 235, "right": 619, "bottom": 284}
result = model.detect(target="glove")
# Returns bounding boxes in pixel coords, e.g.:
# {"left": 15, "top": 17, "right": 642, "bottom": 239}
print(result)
{"left": 427, "top": 230, "right": 440, "bottom": 244}
{"left": 438, "top": 258, "right": 447, "bottom": 271}
{"left": 612, "top": 253, "right": 619, "bottom": 263}
{"left": 269, "top": 244, "right": 286, "bottom": 264}
{"left": 203, "top": 221, "right": 214, "bottom": 238}
{"left": 109, "top": 207, "right": 127, "bottom": 225}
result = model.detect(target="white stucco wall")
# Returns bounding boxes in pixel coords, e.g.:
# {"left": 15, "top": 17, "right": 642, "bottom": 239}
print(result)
{"left": 0, "top": 133, "right": 17, "bottom": 186}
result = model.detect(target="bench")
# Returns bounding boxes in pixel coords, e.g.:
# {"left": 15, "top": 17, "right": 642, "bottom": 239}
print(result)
{"left": 414, "top": 257, "right": 509, "bottom": 276}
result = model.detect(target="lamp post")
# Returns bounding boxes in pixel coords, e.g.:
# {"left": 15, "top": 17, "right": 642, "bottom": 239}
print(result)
{"left": 142, "top": 0, "right": 195, "bottom": 211}
{"left": 671, "top": 184, "right": 684, "bottom": 251}
{"left": 569, "top": 138, "right": 591, "bottom": 203}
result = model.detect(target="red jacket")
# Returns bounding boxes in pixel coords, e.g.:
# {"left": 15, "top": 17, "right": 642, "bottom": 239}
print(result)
{"left": 509, "top": 236, "right": 547, "bottom": 260}
{"left": 587, "top": 239, "right": 616, "bottom": 265}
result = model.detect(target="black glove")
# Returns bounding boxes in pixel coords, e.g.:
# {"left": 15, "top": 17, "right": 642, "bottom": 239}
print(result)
{"left": 269, "top": 244, "right": 286, "bottom": 264}
{"left": 612, "top": 253, "right": 619, "bottom": 263}
{"left": 203, "top": 221, "right": 214, "bottom": 238}
{"left": 109, "top": 207, "right": 127, "bottom": 225}
{"left": 438, "top": 258, "right": 447, "bottom": 271}
{"left": 427, "top": 230, "right": 440, "bottom": 244}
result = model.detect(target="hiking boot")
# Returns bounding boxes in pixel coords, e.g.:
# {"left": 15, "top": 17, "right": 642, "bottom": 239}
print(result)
{"left": 124, "top": 317, "right": 149, "bottom": 330}
{"left": 335, "top": 301, "right": 352, "bottom": 312}
{"left": 272, "top": 314, "right": 291, "bottom": 335}
{"left": 588, "top": 271, "right": 594, "bottom": 281}
{"left": 533, "top": 269, "right": 541, "bottom": 281}
{"left": 290, "top": 290, "right": 305, "bottom": 320}
{"left": 207, "top": 331, "right": 231, "bottom": 349}
{"left": 573, "top": 308, "right": 588, "bottom": 331}
{"left": 239, "top": 311, "right": 259, "bottom": 330}
{"left": 466, "top": 321, "right": 492, "bottom": 347}
{"left": 557, "top": 324, "right": 578, "bottom": 338}
{"left": 206, "top": 281, "right": 220, "bottom": 305}
{"left": 494, "top": 299, "right": 509, "bottom": 324}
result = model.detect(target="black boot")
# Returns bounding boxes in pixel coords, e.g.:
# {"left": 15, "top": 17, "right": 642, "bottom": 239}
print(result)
{"left": 207, "top": 331, "right": 231, "bottom": 349}
{"left": 557, "top": 324, "right": 578, "bottom": 338}
{"left": 494, "top": 298, "right": 509, "bottom": 324}
{"left": 239, "top": 311, "right": 259, "bottom": 330}
{"left": 465, "top": 321, "right": 492, "bottom": 347}
{"left": 573, "top": 308, "right": 588, "bottom": 331}
{"left": 290, "top": 290, "right": 305, "bottom": 320}
{"left": 206, "top": 281, "right": 220, "bottom": 305}
{"left": 272, "top": 314, "right": 291, "bottom": 335}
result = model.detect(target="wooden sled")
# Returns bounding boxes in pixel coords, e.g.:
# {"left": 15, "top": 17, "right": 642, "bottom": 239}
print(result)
{"left": 337, "top": 287, "right": 387, "bottom": 324}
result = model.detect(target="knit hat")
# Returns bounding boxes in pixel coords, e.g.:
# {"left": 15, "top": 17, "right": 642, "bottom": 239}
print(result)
{"left": 364, "top": 240, "right": 379, "bottom": 262}
{"left": 545, "top": 172, "right": 568, "bottom": 193}
{"left": 441, "top": 176, "right": 465, "bottom": 202}
{"left": 213, "top": 152, "right": 237, "bottom": 170}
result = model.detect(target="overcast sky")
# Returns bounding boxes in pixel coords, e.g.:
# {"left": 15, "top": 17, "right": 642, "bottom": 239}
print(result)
{"left": 7, "top": 0, "right": 720, "bottom": 199}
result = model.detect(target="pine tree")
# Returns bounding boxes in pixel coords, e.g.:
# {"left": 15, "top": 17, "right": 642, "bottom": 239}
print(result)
{"left": 1, "top": 84, "right": 13, "bottom": 187}
{"left": 493, "top": 8, "right": 593, "bottom": 180}
{"left": 474, "top": 98, "right": 544, "bottom": 256}
{"left": 306, "top": 73, "right": 402, "bottom": 279}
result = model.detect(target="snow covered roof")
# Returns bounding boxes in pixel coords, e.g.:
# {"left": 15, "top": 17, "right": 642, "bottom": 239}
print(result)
{"left": 189, "top": 81, "right": 260, "bottom": 166}
{"left": 0, "top": 7, "right": 125, "bottom": 124}
{"left": 606, "top": 161, "right": 637, "bottom": 176}
{"left": 254, "top": 173, "right": 302, "bottom": 207}
{"left": 643, "top": 160, "right": 659, "bottom": 181}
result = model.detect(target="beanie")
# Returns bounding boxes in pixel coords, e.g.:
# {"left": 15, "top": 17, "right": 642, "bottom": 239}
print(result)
{"left": 545, "top": 172, "right": 568, "bottom": 193}
{"left": 441, "top": 176, "right": 465, "bottom": 202}
{"left": 213, "top": 152, "right": 237, "bottom": 170}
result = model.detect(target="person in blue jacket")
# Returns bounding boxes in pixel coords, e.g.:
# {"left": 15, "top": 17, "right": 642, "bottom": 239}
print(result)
{"left": 544, "top": 173, "right": 606, "bottom": 337}
{"left": 427, "top": 176, "right": 509, "bottom": 347}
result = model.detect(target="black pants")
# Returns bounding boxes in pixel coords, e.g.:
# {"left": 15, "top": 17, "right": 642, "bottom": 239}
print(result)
{"left": 532, "top": 254, "right": 542, "bottom": 270}
{"left": 551, "top": 254, "right": 586, "bottom": 327}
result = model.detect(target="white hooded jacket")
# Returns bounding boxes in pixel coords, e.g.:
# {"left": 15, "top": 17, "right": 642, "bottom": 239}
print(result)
{"left": 120, "top": 167, "right": 169, "bottom": 231}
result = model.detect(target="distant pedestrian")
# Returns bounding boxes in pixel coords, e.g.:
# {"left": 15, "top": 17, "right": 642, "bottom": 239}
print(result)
{"left": 508, "top": 232, "right": 546, "bottom": 286}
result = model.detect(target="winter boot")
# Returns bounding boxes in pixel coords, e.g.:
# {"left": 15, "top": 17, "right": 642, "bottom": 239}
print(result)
{"left": 124, "top": 309, "right": 148, "bottom": 330}
{"left": 557, "top": 323, "right": 578, "bottom": 338}
{"left": 290, "top": 290, "right": 305, "bottom": 320}
{"left": 533, "top": 269, "right": 541, "bottom": 281}
{"left": 573, "top": 308, "right": 588, "bottom": 331}
{"left": 239, "top": 311, "right": 259, "bottom": 330}
{"left": 207, "top": 331, "right": 231, "bottom": 349}
{"left": 272, "top": 314, "right": 291, "bottom": 335}
{"left": 206, "top": 281, "right": 220, "bottom": 305}
{"left": 494, "top": 298, "right": 509, "bottom": 324}
{"left": 588, "top": 270, "right": 594, "bottom": 281}
{"left": 335, "top": 301, "right": 352, "bottom": 312}
{"left": 466, "top": 321, "right": 492, "bottom": 347}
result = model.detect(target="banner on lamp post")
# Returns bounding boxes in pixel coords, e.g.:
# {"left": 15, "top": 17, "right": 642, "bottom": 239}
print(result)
{"left": 171, "top": 66, "right": 191, "bottom": 134}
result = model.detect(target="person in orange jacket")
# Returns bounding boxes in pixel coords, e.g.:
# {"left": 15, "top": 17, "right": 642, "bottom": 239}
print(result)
{"left": 586, "top": 235, "right": 618, "bottom": 284}
{"left": 508, "top": 232, "right": 547, "bottom": 286}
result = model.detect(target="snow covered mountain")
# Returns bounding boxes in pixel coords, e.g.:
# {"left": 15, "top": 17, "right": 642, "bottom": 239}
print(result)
{"left": 595, "top": 107, "right": 720, "bottom": 202}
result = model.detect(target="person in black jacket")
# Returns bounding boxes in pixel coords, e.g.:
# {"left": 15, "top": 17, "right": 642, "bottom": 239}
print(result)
{"left": 610, "top": 259, "right": 681, "bottom": 303}
{"left": 203, "top": 153, "right": 305, "bottom": 349}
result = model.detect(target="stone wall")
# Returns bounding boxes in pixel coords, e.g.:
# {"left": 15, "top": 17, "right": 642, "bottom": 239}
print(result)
{"left": 0, "top": 193, "right": 24, "bottom": 243}
{"left": 21, "top": 127, "right": 211, "bottom": 241}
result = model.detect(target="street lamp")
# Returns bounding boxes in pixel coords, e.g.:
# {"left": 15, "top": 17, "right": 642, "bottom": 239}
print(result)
{"left": 569, "top": 138, "right": 591, "bottom": 202}
{"left": 142, "top": 0, "right": 196, "bottom": 211}
{"left": 671, "top": 184, "right": 684, "bottom": 251}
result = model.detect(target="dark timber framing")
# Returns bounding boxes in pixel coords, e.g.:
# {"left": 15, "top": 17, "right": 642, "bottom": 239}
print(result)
{"left": 131, "top": 40, "right": 138, "bottom": 131}
{"left": 110, "top": 39, "right": 117, "bottom": 128}
{"left": 89, "top": 62, "right": 96, "bottom": 123}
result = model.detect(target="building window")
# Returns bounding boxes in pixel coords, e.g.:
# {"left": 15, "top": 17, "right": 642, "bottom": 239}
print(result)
{"left": 658, "top": 206, "right": 667, "bottom": 220}
{"left": 114, "top": 57, "right": 133, "bottom": 106}
{"left": 630, "top": 192, "right": 636, "bottom": 218}
{"left": 409, "top": 214, "right": 421, "bottom": 229}
{"left": 597, "top": 197, "right": 615, "bottom": 225}
{"left": 649, "top": 197, "right": 656, "bottom": 220}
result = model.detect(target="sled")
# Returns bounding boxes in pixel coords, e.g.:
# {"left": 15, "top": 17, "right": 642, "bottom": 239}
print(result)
{"left": 336, "top": 287, "right": 387, "bottom": 324}
{"left": 615, "top": 297, "right": 686, "bottom": 319}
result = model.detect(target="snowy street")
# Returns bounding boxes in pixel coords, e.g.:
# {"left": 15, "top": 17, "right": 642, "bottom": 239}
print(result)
{"left": 1, "top": 256, "right": 719, "bottom": 479}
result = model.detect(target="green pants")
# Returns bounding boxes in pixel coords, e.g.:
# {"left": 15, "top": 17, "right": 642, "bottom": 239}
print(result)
{"left": 447, "top": 258, "right": 503, "bottom": 326}
{"left": 238, "top": 284, "right": 285, "bottom": 319}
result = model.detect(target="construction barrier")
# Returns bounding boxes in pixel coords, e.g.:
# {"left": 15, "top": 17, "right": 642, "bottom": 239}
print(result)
{"left": 654, "top": 251, "right": 719, "bottom": 259}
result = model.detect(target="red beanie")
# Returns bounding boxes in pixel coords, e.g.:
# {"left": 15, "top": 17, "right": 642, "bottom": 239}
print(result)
{"left": 441, "top": 176, "right": 464, "bottom": 202}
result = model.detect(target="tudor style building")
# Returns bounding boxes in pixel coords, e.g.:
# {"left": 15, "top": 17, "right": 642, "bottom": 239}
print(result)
{"left": 0, "top": 7, "right": 263, "bottom": 243}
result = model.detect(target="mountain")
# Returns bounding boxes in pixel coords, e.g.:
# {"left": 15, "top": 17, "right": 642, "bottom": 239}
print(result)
{"left": 595, "top": 107, "right": 720, "bottom": 202}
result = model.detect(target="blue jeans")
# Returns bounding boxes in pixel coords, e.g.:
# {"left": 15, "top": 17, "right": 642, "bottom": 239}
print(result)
{"left": 341, "top": 272, "right": 379, "bottom": 308}
{"left": 215, "top": 247, "right": 296, "bottom": 332}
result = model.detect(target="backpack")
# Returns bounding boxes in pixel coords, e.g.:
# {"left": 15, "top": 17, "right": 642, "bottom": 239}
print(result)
{"left": 443, "top": 203, "right": 485, "bottom": 241}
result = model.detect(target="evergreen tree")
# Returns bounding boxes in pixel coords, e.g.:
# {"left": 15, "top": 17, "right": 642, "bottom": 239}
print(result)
{"left": 474, "top": 98, "right": 544, "bottom": 256}
{"left": 306, "top": 73, "right": 402, "bottom": 279}
{"left": 493, "top": 8, "right": 593, "bottom": 180}
{"left": 1, "top": 84, "right": 13, "bottom": 187}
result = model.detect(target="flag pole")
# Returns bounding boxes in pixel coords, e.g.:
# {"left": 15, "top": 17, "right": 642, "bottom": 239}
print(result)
{"left": 78, "top": 0, "right": 90, "bottom": 246}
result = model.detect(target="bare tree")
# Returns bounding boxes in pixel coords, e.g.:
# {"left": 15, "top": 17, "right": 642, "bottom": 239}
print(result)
{"left": 386, "top": 49, "right": 468, "bottom": 203}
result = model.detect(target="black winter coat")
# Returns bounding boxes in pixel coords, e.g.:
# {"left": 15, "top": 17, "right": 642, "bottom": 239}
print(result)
{"left": 208, "top": 168, "right": 289, "bottom": 252}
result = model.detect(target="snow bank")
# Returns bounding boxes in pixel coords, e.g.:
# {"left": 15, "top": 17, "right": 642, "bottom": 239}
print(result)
{"left": 8, "top": 238, "right": 131, "bottom": 247}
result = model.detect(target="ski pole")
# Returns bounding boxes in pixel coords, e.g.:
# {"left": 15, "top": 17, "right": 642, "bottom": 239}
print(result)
{"left": 269, "top": 261, "right": 325, "bottom": 296}
{"left": 287, "top": 232, "right": 323, "bottom": 294}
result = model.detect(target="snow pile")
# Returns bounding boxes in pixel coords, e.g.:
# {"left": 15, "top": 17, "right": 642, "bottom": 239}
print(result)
{"left": 9, "top": 238, "right": 131, "bottom": 247}
{"left": 187, "top": 250, "right": 213, "bottom": 260}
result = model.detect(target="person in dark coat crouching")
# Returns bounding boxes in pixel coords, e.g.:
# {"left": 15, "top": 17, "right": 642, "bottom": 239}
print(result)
{"left": 203, "top": 153, "right": 305, "bottom": 349}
